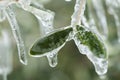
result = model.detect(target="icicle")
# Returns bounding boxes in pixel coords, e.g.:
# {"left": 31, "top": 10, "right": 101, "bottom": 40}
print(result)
{"left": 5, "top": 6, "right": 27, "bottom": 65}
{"left": 87, "top": 53, "right": 108, "bottom": 76}
{"left": 106, "top": 0, "right": 120, "bottom": 42}
{"left": 46, "top": 49, "right": 59, "bottom": 67}
{"left": 92, "top": 0, "right": 108, "bottom": 38}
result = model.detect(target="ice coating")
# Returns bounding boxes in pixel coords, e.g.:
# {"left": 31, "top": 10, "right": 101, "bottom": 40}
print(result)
{"left": 30, "top": 27, "right": 73, "bottom": 67}
{"left": 87, "top": 52, "right": 108, "bottom": 76}
{"left": 92, "top": 0, "right": 108, "bottom": 38}
{"left": 105, "top": 0, "right": 120, "bottom": 42}
{"left": 0, "top": 30, "right": 12, "bottom": 80}
{"left": 74, "top": 38, "right": 108, "bottom": 75}
{"left": 74, "top": 25, "right": 108, "bottom": 76}
{"left": 71, "top": 0, "right": 108, "bottom": 76}
{"left": 71, "top": 0, "right": 86, "bottom": 27}
{"left": 5, "top": 6, "right": 27, "bottom": 65}
{"left": 46, "top": 46, "right": 63, "bottom": 67}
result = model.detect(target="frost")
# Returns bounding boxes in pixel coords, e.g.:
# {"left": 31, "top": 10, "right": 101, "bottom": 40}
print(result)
{"left": 5, "top": 6, "right": 27, "bottom": 65}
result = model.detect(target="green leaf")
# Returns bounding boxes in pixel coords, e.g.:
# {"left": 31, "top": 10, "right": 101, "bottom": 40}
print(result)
{"left": 75, "top": 25, "right": 107, "bottom": 58}
{"left": 30, "top": 27, "right": 73, "bottom": 56}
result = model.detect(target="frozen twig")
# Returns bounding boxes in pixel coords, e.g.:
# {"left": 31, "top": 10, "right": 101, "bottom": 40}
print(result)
{"left": 71, "top": 0, "right": 86, "bottom": 27}
{"left": 5, "top": 6, "right": 27, "bottom": 65}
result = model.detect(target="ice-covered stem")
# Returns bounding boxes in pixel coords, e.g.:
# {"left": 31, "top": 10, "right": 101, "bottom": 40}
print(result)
{"left": 5, "top": 6, "right": 27, "bottom": 65}
{"left": 71, "top": 0, "right": 86, "bottom": 27}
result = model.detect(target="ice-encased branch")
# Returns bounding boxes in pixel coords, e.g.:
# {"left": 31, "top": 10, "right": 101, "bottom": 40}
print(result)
{"left": 71, "top": 0, "right": 86, "bottom": 27}
{"left": 5, "top": 6, "right": 27, "bottom": 65}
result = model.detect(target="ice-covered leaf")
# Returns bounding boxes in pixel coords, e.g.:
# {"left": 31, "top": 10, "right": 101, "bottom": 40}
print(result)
{"left": 30, "top": 26, "right": 73, "bottom": 56}
{"left": 75, "top": 25, "right": 106, "bottom": 58}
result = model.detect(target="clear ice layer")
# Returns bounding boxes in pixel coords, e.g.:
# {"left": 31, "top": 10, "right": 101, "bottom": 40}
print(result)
{"left": 71, "top": 0, "right": 108, "bottom": 76}
{"left": 5, "top": 6, "right": 27, "bottom": 65}
{"left": 46, "top": 49, "right": 59, "bottom": 67}
{"left": 74, "top": 37, "right": 108, "bottom": 75}
{"left": 71, "top": 0, "right": 86, "bottom": 27}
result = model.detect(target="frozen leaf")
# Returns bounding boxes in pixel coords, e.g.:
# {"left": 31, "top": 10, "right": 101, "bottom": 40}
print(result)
{"left": 30, "top": 26, "right": 73, "bottom": 56}
{"left": 74, "top": 25, "right": 106, "bottom": 58}
{"left": 74, "top": 25, "right": 108, "bottom": 75}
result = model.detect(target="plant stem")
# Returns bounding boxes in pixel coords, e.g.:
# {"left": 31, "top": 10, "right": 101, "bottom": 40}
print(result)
{"left": 71, "top": 0, "right": 86, "bottom": 27}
